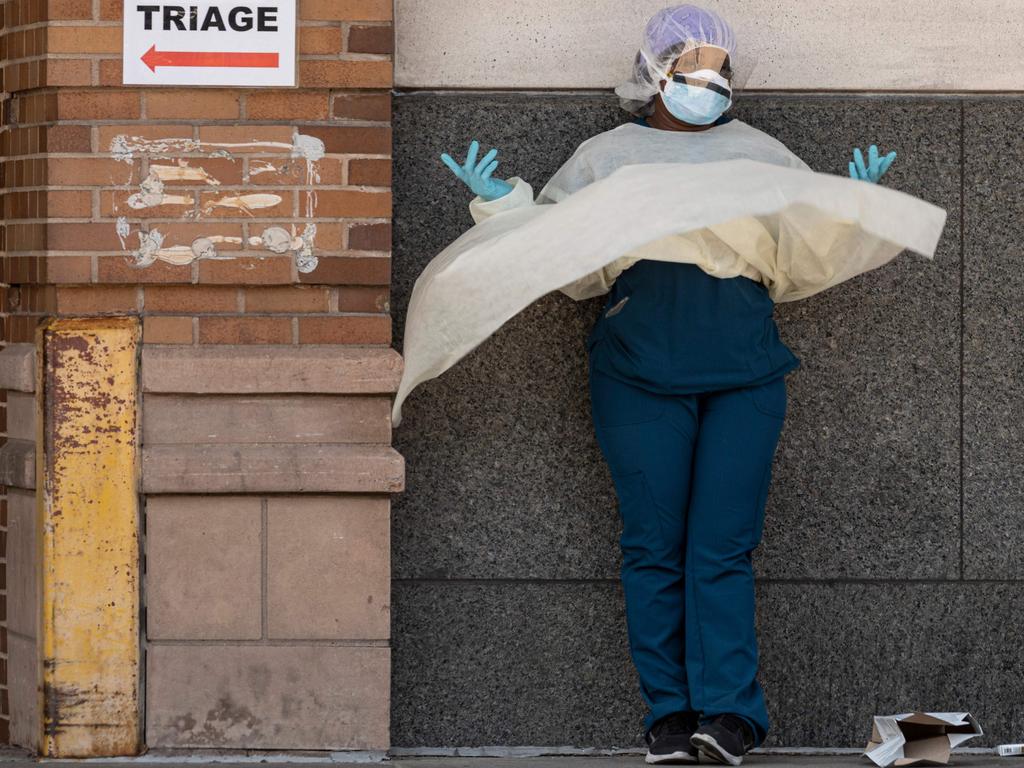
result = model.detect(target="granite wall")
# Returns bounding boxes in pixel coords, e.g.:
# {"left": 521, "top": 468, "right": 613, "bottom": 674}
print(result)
{"left": 389, "top": 93, "right": 1024, "bottom": 748}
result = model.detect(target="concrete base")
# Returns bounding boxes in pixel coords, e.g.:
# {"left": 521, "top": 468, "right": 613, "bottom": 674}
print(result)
{"left": 19, "top": 752, "right": 1011, "bottom": 767}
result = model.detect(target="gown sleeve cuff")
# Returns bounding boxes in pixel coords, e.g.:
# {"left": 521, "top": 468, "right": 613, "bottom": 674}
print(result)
{"left": 469, "top": 177, "right": 535, "bottom": 224}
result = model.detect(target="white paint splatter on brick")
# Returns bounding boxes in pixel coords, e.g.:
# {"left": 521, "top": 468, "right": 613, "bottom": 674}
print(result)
{"left": 112, "top": 131, "right": 326, "bottom": 269}
{"left": 134, "top": 229, "right": 165, "bottom": 267}
{"left": 115, "top": 217, "right": 131, "bottom": 249}
{"left": 151, "top": 162, "right": 222, "bottom": 186}
{"left": 203, "top": 193, "right": 283, "bottom": 216}
{"left": 248, "top": 161, "right": 279, "bottom": 178}
{"left": 127, "top": 170, "right": 194, "bottom": 210}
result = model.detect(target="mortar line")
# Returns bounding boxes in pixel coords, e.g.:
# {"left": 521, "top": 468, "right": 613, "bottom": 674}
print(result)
{"left": 392, "top": 88, "right": 1004, "bottom": 100}
{"left": 392, "top": 576, "right": 1022, "bottom": 586}
{"left": 261, "top": 497, "right": 269, "bottom": 640}
{"left": 959, "top": 99, "right": 966, "bottom": 580}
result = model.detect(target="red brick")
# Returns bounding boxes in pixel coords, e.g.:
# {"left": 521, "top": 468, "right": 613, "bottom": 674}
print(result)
{"left": 298, "top": 256, "right": 389, "bottom": 285}
{"left": 44, "top": 124, "right": 91, "bottom": 152}
{"left": 46, "top": 190, "right": 92, "bottom": 217}
{"left": 98, "top": 59, "right": 123, "bottom": 86}
{"left": 348, "top": 158, "right": 390, "bottom": 187}
{"left": 47, "top": 27, "right": 121, "bottom": 53}
{"left": 245, "top": 286, "right": 330, "bottom": 313}
{"left": 347, "top": 222, "right": 390, "bottom": 251}
{"left": 99, "top": 0, "right": 122, "bottom": 19}
{"left": 299, "top": 60, "right": 392, "bottom": 89}
{"left": 47, "top": 0, "right": 92, "bottom": 19}
{"left": 300, "top": 0, "right": 391, "bottom": 21}
{"left": 198, "top": 316, "right": 292, "bottom": 344}
{"left": 297, "top": 315, "right": 389, "bottom": 344}
{"left": 332, "top": 93, "right": 390, "bottom": 122}
{"left": 43, "top": 58, "right": 92, "bottom": 87}
{"left": 144, "top": 316, "right": 193, "bottom": 344}
{"left": 246, "top": 91, "right": 329, "bottom": 121}
{"left": 198, "top": 257, "right": 293, "bottom": 285}
{"left": 315, "top": 189, "right": 390, "bottom": 218}
{"left": 298, "top": 26, "right": 341, "bottom": 55}
{"left": 338, "top": 286, "right": 388, "bottom": 313}
{"left": 299, "top": 125, "right": 390, "bottom": 155}
{"left": 97, "top": 256, "right": 192, "bottom": 284}
{"left": 7, "top": 315, "right": 42, "bottom": 343}
{"left": 198, "top": 125, "right": 294, "bottom": 149}
{"left": 17, "top": 285, "right": 57, "bottom": 312}
{"left": 147, "top": 90, "right": 241, "bottom": 120}
{"left": 43, "top": 255, "right": 92, "bottom": 283}
{"left": 144, "top": 286, "right": 239, "bottom": 313}
{"left": 47, "top": 222, "right": 124, "bottom": 251}
{"left": 347, "top": 24, "right": 392, "bottom": 54}
{"left": 56, "top": 286, "right": 140, "bottom": 314}
{"left": 57, "top": 90, "right": 140, "bottom": 119}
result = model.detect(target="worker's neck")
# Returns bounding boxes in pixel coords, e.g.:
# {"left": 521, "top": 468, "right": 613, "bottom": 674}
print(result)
{"left": 648, "top": 96, "right": 715, "bottom": 132}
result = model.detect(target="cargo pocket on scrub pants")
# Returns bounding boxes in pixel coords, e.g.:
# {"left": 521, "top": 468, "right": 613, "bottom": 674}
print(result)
{"left": 610, "top": 468, "right": 665, "bottom": 554}
{"left": 748, "top": 462, "right": 774, "bottom": 550}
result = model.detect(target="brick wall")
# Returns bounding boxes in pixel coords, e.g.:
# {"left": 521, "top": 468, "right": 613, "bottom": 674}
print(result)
{"left": 0, "top": 0, "right": 401, "bottom": 753}
{"left": 1, "top": 0, "right": 394, "bottom": 344}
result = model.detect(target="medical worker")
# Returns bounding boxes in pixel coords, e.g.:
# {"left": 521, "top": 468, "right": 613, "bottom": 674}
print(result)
{"left": 440, "top": 5, "right": 896, "bottom": 766}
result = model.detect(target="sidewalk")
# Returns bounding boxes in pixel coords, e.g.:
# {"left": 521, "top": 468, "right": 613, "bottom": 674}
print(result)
{"left": 1, "top": 750, "right": 1016, "bottom": 768}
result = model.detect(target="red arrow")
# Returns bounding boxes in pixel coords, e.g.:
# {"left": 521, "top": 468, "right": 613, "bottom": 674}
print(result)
{"left": 142, "top": 44, "right": 279, "bottom": 72}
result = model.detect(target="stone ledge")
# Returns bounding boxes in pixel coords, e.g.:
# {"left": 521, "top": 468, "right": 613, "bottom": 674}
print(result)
{"left": 0, "top": 440, "right": 35, "bottom": 490}
{"left": 0, "top": 345, "right": 36, "bottom": 393}
{"left": 142, "top": 346, "right": 404, "bottom": 395}
{"left": 142, "top": 394, "right": 392, "bottom": 445}
{"left": 142, "top": 443, "right": 405, "bottom": 494}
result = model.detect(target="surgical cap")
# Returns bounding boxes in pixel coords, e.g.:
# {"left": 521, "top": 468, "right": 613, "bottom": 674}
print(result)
{"left": 616, "top": 4, "right": 738, "bottom": 116}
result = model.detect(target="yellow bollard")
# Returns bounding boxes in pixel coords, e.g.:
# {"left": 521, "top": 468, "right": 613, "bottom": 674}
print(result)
{"left": 37, "top": 318, "right": 142, "bottom": 757}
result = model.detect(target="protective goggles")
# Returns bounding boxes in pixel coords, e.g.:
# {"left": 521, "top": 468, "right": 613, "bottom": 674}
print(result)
{"left": 665, "top": 44, "right": 734, "bottom": 98}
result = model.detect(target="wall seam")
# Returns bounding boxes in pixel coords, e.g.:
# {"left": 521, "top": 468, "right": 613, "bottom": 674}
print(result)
{"left": 959, "top": 98, "right": 966, "bottom": 581}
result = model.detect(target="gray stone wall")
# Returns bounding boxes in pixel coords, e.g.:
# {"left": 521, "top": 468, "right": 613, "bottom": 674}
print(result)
{"left": 390, "top": 93, "right": 1024, "bottom": 748}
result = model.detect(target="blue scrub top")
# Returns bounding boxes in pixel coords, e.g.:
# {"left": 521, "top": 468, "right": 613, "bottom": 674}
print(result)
{"left": 587, "top": 116, "right": 800, "bottom": 394}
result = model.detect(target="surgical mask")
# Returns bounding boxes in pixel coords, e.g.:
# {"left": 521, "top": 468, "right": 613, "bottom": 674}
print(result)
{"left": 660, "top": 68, "right": 732, "bottom": 125}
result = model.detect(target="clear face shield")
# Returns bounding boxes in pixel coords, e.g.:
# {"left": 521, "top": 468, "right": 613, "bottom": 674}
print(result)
{"left": 658, "top": 44, "right": 744, "bottom": 125}
{"left": 616, "top": 34, "right": 757, "bottom": 119}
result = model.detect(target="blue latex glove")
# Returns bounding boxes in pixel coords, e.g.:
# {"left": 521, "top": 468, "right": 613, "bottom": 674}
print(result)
{"left": 848, "top": 145, "right": 897, "bottom": 184}
{"left": 441, "top": 140, "right": 514, "bottom": 202}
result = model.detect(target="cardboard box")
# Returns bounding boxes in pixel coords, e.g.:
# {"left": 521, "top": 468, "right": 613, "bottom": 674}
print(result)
{"left": 864, "top": 712, "right": 983, "bottom": 767}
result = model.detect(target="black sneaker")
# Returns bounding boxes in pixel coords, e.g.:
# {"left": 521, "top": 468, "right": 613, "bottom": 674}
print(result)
{"left": 644, "top": 711, "right": 700, "bottom": 764}
{"left": 690, "top": 714, "right": 756, "bottom": 766}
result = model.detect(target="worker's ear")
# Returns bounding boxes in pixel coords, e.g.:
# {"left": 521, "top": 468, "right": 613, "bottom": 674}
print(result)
{"left": 658, "top": 79, "right": 668, "bottom": 92}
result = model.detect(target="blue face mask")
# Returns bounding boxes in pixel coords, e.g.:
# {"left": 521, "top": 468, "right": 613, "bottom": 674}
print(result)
{"left": 661, "top": 79, "right": 732, "bottom": 126}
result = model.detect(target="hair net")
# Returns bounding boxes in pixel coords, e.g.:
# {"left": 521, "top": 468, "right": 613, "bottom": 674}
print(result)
{"left": 616, "top": 4, "right": 738, "bottom": 116}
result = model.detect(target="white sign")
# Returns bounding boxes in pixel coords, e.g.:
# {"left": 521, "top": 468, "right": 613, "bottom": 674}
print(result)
{"left": 123, "top": 0, "right": 296, "bottom": 87}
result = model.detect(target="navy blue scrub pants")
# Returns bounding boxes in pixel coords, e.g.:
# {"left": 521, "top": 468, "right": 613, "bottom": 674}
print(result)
{"left": 588, "top": 363, "right": 787, "bottom": 746}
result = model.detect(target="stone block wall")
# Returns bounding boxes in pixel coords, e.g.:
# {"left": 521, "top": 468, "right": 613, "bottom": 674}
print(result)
{"left": 141, "top": 346, "right": 401, "bottom": 750}
{"left": 389, "top": 93, "right": 1024, "bottom": 749}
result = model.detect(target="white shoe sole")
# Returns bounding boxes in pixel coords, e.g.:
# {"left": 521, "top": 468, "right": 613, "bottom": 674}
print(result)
{"left": 690, "top": 733, "right": 743, "bottom": 766}
{"left": 645, "top": 749, "right": 698, "bottom": 764}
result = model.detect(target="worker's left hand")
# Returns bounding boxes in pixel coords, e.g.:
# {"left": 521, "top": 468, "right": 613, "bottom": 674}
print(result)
{"left": 848, "top": 145, "right": 897, "bottom": 184}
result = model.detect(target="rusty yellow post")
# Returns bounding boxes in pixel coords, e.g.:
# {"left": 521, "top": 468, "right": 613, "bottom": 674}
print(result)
{"left": 37, "top": 318, "right": 142, "bottom": 757}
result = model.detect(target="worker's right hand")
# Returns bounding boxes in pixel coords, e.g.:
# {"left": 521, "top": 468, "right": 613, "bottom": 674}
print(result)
{"left": 441, "top": 140, "right": 514, "bottom": 202}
